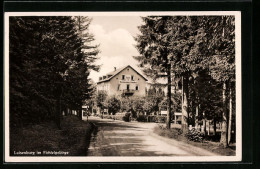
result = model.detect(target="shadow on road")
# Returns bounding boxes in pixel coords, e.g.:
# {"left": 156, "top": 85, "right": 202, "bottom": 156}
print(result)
{"left": 87, "top": 117, "right": 191, "bottom": 156}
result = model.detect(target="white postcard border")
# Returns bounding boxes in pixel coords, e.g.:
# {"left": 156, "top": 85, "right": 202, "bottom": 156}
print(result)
{"left": 4, "top": 11, "right": 242, "bottom": 162}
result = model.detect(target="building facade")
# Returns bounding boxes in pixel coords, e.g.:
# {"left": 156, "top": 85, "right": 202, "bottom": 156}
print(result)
{"left": 145, "top": 79, "right": 181, "bottom": 97}
{"left": 97, "top": 65, "right": 148, "bottom": 97}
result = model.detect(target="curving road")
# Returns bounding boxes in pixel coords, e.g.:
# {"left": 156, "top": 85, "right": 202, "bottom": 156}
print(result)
{"left": 84, "top": 116, "right": 218, "bottom": 156}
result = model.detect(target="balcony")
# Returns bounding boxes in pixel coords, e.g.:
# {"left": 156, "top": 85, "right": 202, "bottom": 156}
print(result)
{"left": 122, "top": 89, "right": 135, "bottom": 96}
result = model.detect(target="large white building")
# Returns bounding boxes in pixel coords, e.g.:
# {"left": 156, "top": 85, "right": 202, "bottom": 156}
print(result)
{"left": 97, "top": 65, "right": 148, "bottom": 97}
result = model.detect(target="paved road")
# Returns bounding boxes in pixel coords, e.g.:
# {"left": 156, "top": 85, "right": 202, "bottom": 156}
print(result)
{"left": 84, "top": 116, "right": 217, "bottom": 156}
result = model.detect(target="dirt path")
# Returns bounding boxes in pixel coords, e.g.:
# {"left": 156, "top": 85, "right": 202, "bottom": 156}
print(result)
{"left": 85, "top": 116, "right": 217, "bottom": 156}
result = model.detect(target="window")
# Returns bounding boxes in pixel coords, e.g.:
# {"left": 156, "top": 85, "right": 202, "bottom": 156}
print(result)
{"left": 131, "top": 75, "right": 134, "bottom": 81}
{"left": 136, "top": 85, "right": 139, "bottom": 91}
{"left": 117, "top": 84, "right": 120, "bottom": 91}
{"left": 122, "top": 75, "right": 125, "bottom": 80}
{"left": 127, "top": 84, "right": 130, "bottom": 90}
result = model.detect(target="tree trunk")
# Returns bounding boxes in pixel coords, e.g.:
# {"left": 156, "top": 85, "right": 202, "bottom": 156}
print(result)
{"left": 56, "top": 96, "right": 61, "bottom": 130}
{"left": 220, "top": 81, "right": 228, "bottom": 147}
{"left": 208, "top": 121, "right": 210, "bottom": 136}
{"left": 54, "top": 85, "right": 62, "bottom": 130}
{"left": 65, "top": 108, "right": 68, "bottom": 116}
{"left": 79, "top": 106, "right": 83, "bottom": 120}
{"left": 182, "top": 75, "right": 189, "bottom": 132}
{"left": 60, "top": 106, "right": 64, "bottom": 120}
{"left": 166, "top": 64, "right": 172, "bottom": 129}
{"left": 195, "top": 103, "right": 199, "bottom": 129}
{"left": 203, "top": 117, "right": 206, "bottom": 135}
{"left": 228, "top": 86, "right": 232, "bottom": 144}
{"left": 213, "top": 117, "right": 217, "bottom": 136}
{"left": 174, "top": 82, "right": 177, "bottom": 94}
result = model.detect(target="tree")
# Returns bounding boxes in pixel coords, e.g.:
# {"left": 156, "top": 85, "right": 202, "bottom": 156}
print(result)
{"left": 188, "top": 16, "right": 235, "bottom": 147}
{"left": 63, "top": 16, "right": 100, "bottom": 120}
{"left": 106, "top": 95, "right": 121, "bottom": 115}
{"left": 83, "top": 80, "right": 97, "bottom": 115}
{"left": 190, "top": 71, "right": 223, "bottom": 135}
{"left": 166, "top": 16, "right": 235, "bottom": 138}
{"left": 96, "top": 91, "right": 108, "bottom": 113}
{"left": 158, "top": 93, "right": 181, "bottom": 114}
{"left": 166, "top": 16, "right": 200, "bottom": 131}
{"left": 36, "top": 16, "right": 89, "bottom": 127}
{"left": 136, "top": 16, "right": 199, "bottom": 130}
{"left": 132, "top": 97, "right": 146, "bottom": 117}
{"left": 120, "top": 96, "right": 136, "bottom": 117}
{"left": 136, "top": 16, "right": 235, "bottom": 139}
{"left": 9, "top": 16, "right": 100, "bottom": 129}
{"left": 73, "top": 16, "right": 100, "bottom": 72}
{"left": 143, "top": 95, "right": 164, "bottom": 115}
{"left": 10, "top": 16, "right": 80, "bottom": 128}
{"left": 206, "top": 16, "right": 235, "bottom": 147}
{"left": 135, "top": 16, "right": 173, "bottom": 129}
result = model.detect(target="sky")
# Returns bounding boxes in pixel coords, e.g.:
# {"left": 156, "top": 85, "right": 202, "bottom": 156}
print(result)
{"left": 88, "top": 16, "right": 144, "bottom": 83}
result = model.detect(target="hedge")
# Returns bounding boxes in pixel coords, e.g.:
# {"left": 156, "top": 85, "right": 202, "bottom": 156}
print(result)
{"left": 101, "top": 114, "right": 167, "bottom": 123}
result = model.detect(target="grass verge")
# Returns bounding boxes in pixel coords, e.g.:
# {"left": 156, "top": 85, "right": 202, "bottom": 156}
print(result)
{"left": 10, "top": 115, "right": 94, "bottom": 156}
{"left": 153, "top": 125, "right": 236, "bottom": 156}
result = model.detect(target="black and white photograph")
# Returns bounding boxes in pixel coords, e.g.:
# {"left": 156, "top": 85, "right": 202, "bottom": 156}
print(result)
{"left": 4, "top": 12, "right": 241, "bottom": 162}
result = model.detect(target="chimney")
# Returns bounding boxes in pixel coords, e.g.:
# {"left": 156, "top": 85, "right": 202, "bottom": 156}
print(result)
{"left": 114, "top": 67, "right": 117, "bottom": 71}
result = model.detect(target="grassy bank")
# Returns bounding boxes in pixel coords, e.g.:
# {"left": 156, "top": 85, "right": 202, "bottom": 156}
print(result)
{"left": 153, "top": 125, "right": 236, "bottom": 156}
{"left": 10, "top": 115, "right": 94, "bottom": 156}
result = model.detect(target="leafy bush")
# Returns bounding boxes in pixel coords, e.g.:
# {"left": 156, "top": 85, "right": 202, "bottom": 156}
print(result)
{"left": 122, "top": 112, "right": 131, "bottom": 122}
{"left": 155, "top": 116, "right": 167, "bottom": 123}
{"left": 102, "top": 115, "right": 110, "bottom": 119}
{"left": 114, "top": 114, "right": 124, "bottom": 120}
{"left": 137, "top": 115, "right": 161, "bottom": 122}
{"left": 136, "top": 115, "right": 147, "bottom": 122}
{"left": 147, "top": 115, "right": 157, "bottom": 122}
{"left": 154, "top": 125, "right": 183, "bottom": 139}
{"left": 185, "top": 128, "right": 205, "bottom": 142}
{"left": 106, "top": 96, "right": 121, "bottom": 115}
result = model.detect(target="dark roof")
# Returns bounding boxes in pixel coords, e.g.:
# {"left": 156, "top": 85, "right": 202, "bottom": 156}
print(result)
{"left": 97, "top": 65, "right": 148, "bottom": 84}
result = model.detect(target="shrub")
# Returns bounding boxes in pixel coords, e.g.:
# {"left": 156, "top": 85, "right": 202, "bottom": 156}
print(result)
{"left": 165, "top": 128, "right": 183, "bottom": 139}
{"left": 155, "top": 116, "right": 167, "bottom": 123}
{"left": 153, "top": 125, "right": 183, "bottom": 139}
{"left": 185, "top": 128, "right": 205, "bottom": 142}
{"left": 102, "top": 115, "right": 109, "bottom": 119}
{"left": 147, "top": 115, "right": 157, "bottom": 122}
{"left": 114, "top": 114, "right": 124, "bottom": 120}
{"left": 136, "top": 115, "right": 147, "bottom": 122}
{"left": 122, "top": 112, "right": 131, "bottom": 122}
{"left": 106, "top": 96, "right": 121, "bottom": 115}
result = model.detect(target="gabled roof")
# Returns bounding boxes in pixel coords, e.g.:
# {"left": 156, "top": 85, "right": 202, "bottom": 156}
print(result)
{"left": 97, "top": 65, "right": 148, "bottom": 84}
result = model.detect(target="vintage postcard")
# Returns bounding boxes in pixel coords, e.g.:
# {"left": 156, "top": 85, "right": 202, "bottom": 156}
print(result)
{"left": 4, "top": 11, "right": 241, "bottom": 162}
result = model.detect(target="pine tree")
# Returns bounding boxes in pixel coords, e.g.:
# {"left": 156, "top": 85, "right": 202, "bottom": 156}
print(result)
{"left": 135, "top": 16, "right": 173, "bottom": 129}
{"left": 64, "top": 16, "right": 100, "bottom": 120}
{"left": 9, "top": 16, "right": 100, "bottom": 128}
